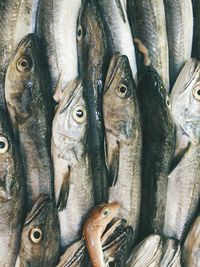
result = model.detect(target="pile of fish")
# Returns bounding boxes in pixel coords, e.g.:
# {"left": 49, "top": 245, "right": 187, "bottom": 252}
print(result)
{"left": 0, "top": 0, "right": 199, "bottom": 266}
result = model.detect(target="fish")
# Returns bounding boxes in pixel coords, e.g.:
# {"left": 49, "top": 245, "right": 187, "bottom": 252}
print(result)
{"left": 127, "top": 0, "right": 169, "bottom": 91}
{"left": 160, "top": 239, "right": 181, "bottom": 267}
{"left": 77, "top": 0, "right": 109, "bottom": 204}
{"left": 5, "top": 33, "right": 53, "bottom": 208}
{"left": 99, "top": 0, "right": 138, "bottom": 84}
{"left": 103, "top": 52, "right": 141, "bottom": 243}
{"left": 138, "top": 66, "right": 175, "bottom": 239}
{"left": 19, "top": 194, "right": 60, "bottom": 267}
{"left": 0, "top": 107, "right": 25, "bottom": 267}
{"left": 52, "top": 79, "right": 95, "bottom": 250}
{"left": 164, "top": 59, "right": 200, "bottom": 241}
{"left": 0, "top": 0, "right": 40, "bottom": 108}
{"left": 126, "top": 234, "right": 163, "bottom": 267}
{"left": 83, "top": 202, "right": 119, "bottom": 267}
{"left": 37, "top": 0, "right": 82, "bottom": 93}
{"left": 183, "top": 214, "right": 200, "bottom": 267}
{"left": 192, "top": 0, "right": 200, "bottom": 60}
{"left": 163, "top": 0, "right": 193, "bottom": 88}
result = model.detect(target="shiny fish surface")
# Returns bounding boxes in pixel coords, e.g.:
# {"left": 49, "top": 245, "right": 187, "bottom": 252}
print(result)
{"left": 160, "top": 239, "right": 181, "bottom": 267}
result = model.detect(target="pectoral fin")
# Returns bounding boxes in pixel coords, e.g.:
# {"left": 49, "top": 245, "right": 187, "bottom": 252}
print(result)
{"left": 57, "top": 166, "right": 70, "bottom": 211}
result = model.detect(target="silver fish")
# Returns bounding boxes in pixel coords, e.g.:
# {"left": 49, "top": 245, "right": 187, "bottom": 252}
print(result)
{"left": 160, "top": 239, "right": 181, "bottom": 267}
{"left": 164, "top": 59, "right": 200, "bottom": 241}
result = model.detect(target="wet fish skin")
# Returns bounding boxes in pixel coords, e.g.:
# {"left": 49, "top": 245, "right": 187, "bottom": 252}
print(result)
{"left": 192, "top": 0, "right": 200, "bottom": 59}
{"left": 77, "top": 0, "right": 109, "bottom": 204}
{"left": 164, "top": 0, "right": 193, "bottom": 88}
{"left": 160, "top": 239, "right": 181, "bottom": 267}
{"left": 164, "top": 59, "right": 200, "bottom": 241}
{"left": 126, "top": 234, "right": 163, "bottom": 267}
{"left": 19, "top": 194, "right": 60, "bottom": 267}
{"left": 52, "top": 79, "right": 95, "bottom": 250}
{"left": 99, "top": 0, "right": 138, "bottom": 84}
{"left": 0, "top": 108, "right": 25, "bottom": 267}
{"left": 103, "top": 52, "right": 141, "bottom": 243}
{"left": 128, "top": 0, "right": 169, "bottom": 91}
{"left": 183, "top": 214, "right": 200, "bottom": 267}
{"left": 37, "top": 0, "right": 81, "bottom": 92}
{"left": 83, "top": 202, "right": 119, "bottom": 267}
{"left": 5, "top": 33, "right": 53, "bottom": 208}
{"left": 138, "top": 66, "right": 175, "bottom": 240}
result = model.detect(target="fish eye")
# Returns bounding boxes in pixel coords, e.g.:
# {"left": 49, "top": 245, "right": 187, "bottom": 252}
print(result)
{"left": 77, "top": 25, "right": 83, "bottom": 41}
{"left": 116, "top": 85, "right": 128, "bottom": 98}
{"left": 17, "top": 55, "right": 33, "bottom": 72}
{"left": 72, "top": 106, "right": 86, "bottom": 124}
{"left": 102, "top": 208, "right": 110, "bottom": 218}
{"left": 0, "top": 136, "right": 9, "bottom": 154}
{"left": 166, "top": 96, "right": 171, "bottom": 108}
{"left": 29, "top": 227, "right": 43, "bottom": 243}
{"left": 193, "top": 86, "right": 200, "bottom": 101}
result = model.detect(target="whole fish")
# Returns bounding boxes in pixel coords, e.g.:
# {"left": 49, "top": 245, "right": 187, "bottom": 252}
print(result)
{"left": 160, "top": 239, "right": 181, "bottom": 267}
{"left": 164, "top": 59, "right": 200, "bottom": 241}
{"left": 19, "top": 194, "right": 60, "bottom": 267}
{"left": 183, "top": 214, "right": 200, "bottom": 267}
{"left": 77, "top": 0, "right": 109, "bottom": 204}
{"left": 192, "top": 0, "right": 200, "bottom": 59}
{"left": 0, "top": 108, "right": 25, "bottom": 267}
{"left": 37, "top": 0, "right": 82, "bottom": 93}
{"left": 99, "top": 0, "right": 137, "bottom": 84}
{"left": 103, "top": 52, "right": 141, "bottom": 243}
{"left": 5, "top": 34, "right": 53, "bottom": 208}
{"left": 127, "top": 0, "right": 169, "bottom": 91}
{"left": 126, "top": 234, "right": 163, "bottom": 267}
{"left": 164, "top": 0, "right": 193, "bottom": 88}
{"left": 0, "top": 0, "right": 40, "bottom": 108}
{"left": 83, "top": 202, "right": 119, "bottom": 267}
{"left": 138, "top": 66, "right": 175, "bottom": 239}
{"left": 52, "top": 79, "right": 95, "bottom": 250}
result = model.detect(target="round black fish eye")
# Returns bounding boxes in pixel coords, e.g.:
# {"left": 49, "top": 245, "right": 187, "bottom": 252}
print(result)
{"left": 72, "top": 106, "right": 86, "bottom": 124}
{"left": 193, "top": 86, "right": 200, "bottom": 101}
{"left": 77, "top": 25, "right": 83, "bottom": 40}
{"left": 0, "top": 137, "right": 9, "bottom": 154}
{"left": 76, "top": 109, "right": 84, "bottom": 118}
{"left": 17, "top": 55, "right": 33, "bottom": 72}
{"left": 116, "top": 85, "right": 128, "bottom": 98}
{"left": 102, "top": 209, "right": 110, "bottom": 218}
{"left": 29, "top": 227, "right": 43, "bottom": 243}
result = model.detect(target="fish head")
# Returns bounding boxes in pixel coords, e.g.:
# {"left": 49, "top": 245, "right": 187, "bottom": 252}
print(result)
{"left": 20, "top": 194, "right": 60, "bottom": 265}
{"left": 5, "top": 34, "right": 39, "bottom": 124}
{"left": 52, "top": 79, "right": 87, "bottom": 150}
{"left": 170, "top": 59, "right": 200, "bottom": 143}
{"left": 0, "top": 109, "right": 21, "bottom": 202}
{"left": 103, "top": 52, "right": 137, "bottom": 141}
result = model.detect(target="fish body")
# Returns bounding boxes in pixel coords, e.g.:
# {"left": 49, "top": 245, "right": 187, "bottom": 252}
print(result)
{"left": 126, "top": 234, "right": 163, "bottom": 267}
{"left": 138, "top": 66, "right": 175, "bottom": 239}
{"left": 160, "top": 239, "right": 181, "bottom": 267}
{"left": 0, "top": 108, "right": 25, "bottom": 267}
{"left": 103, "top": 52, "right": 141, "bottom": 242}
{"left": 83, "top": 202, "right": 119, "bottom": 267}
{"left": 5, "top": 34, "right": 53, "bottom": 208}
{"left": 183, "top": 215, "right": 200, "bottom": 267}
{"left": 52, "top": 79, "right": 95, "bottom": 249}
{"left": 77, "top": 0, "right": 109, "bottom": 204}
{"left": 19, "top": 194, "right": 60, "bottom": 267}
{"left": 0, "top": 0, "right": 39, "bottom": 108}
{"left": 192, "top": 0, "right": 200, "bottom": 59}
{"left": 128, "top": 0, "right": 169, "bottom": 91}
{"left": 37, "top": 0, "right": 82, "bottom": 92}
{"left": 164, "top": 59, "right": 200, "bottom": 241}
{"left": 99, "top": 0, "right": 137, "bottom": 84}
{"left": 164, "top": 0, "right": 193, "bottom": 88}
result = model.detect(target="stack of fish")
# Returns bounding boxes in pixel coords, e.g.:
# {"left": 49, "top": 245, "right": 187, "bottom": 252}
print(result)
{"left": 0, "top": 0, "right": 199, "bottom": 266}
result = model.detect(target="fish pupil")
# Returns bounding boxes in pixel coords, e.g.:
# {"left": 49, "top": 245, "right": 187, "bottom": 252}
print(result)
{"left": 197, "top": 90, "right": 200, "bottom": 96}
{"left": 76, "top": 110, "right": 83, "bottom": 118}
{"left": 21, "top": 60, "right": 28, "bottom": 68}
{"left": 0, "top": 141, "right": 5, "bottom": 149}
{"left": 78, "top": 29, "right": 82, "bottom": 37}
{"left": 120, "top": 86, "right": 126, "bottom": 94}
{"left": 33, "top": 231, "right": 41, "bottom": 240}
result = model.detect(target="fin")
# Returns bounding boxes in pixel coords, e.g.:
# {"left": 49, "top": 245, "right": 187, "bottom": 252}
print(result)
{"left": 53, "top": 73, "right": 63, "bottom": 102}
{"left": 134, "top": 38, "right": 151, "bottom": 66}
{"left": 57, "top": 166, "right": 70, "bottom": 211}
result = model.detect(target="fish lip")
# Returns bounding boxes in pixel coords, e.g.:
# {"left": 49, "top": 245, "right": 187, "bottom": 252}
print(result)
{"left": 25, "top": 194, "right": 51, "bottom": 226}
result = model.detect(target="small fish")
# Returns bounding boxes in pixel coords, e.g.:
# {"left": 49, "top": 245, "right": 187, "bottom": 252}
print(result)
{"left": 126, "top": 234, "right": 163, "bottom": 267}
{"left": 19, "top": 194, "right": 60, "bottom": 267}
{"left": 164, "top": 59, "right": 200, "bottom": 241}
{"left": 138, "top": 66, "right": 175, "bottom": 239}
{"left": 183, "top": 214, "right": 200, "bottom": 267}
{"left": 5, "top": 34, "right": 53, "bottom": 208}
{"left": 0, "top": 108, "right": 25, "bottom": 267}
{"left": 160, "top": 239, "right": 181, "bottom": 267}
{"left": 103, "top": 52, "right": 141, "bottom": 243}
{"left": 164, "top": 0, "right": 193, "bottom": 88}
{"left": 52, "top": 79, "right": 95, "bottom": 249}
{"left": 83, "top": 202, "right": 119, "bottom": 267}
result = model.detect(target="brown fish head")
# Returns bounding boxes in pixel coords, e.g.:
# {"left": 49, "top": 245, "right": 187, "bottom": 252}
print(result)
{"left": 103, "top": 52, "right": 137, "bottom": 142}
{"left": 0, "top": 109, "right": 21, "bottom": 202}
{"left": 19, "top": 194, "right": 60, "bottom": 266}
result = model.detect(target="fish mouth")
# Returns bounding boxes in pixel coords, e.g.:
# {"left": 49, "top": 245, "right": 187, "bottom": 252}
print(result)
{"left": 25, "top": 194, "right": 51, "bottom": 226}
